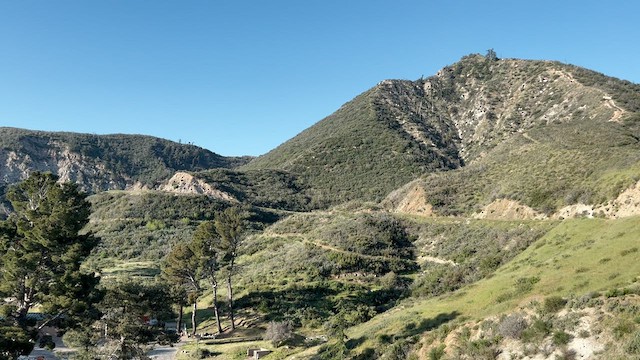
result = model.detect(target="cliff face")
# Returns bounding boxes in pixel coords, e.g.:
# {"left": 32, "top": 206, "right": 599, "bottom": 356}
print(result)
{"left": 1, "top": 143, "right": 128, "bottom": 191}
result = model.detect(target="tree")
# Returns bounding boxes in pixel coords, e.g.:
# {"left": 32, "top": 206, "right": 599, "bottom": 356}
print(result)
{"left": 0, "top": 172, "right": 100, "bottom": 358}
{"left": 97, "top": 280, "right": 173, "bottom": 359}
{"left": 192, "top": 221, "right": 223, "bottom": 334}
{"left": 214, "top": 207, "right": 246, "bottom": 331}
{"left": 162, "top": 241, "right": 202, "bottom": 335}
{"left": 486, "top": 48, "right": 498, "bottom": 61}
{"left": 264, "top": 320, "right": 293, "bottom": 347}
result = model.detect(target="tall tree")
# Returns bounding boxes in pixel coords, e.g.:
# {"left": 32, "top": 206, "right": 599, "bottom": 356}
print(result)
{"left": 162, "top": 242, "right": 201, "bottom": 335}
{"left": 192, "top": 221, "right": 223, "bottom": 334}
{"left": 214, "top": 207, "right": 246, "bottom": 331}
{"left": 0, "top": 172, "right": 100, "bottom": 358}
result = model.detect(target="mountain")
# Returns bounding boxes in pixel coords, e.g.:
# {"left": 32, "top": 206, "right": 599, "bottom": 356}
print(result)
{"left": 0, "top": 127, "right": 251, "bottom": 193}
{"left": 2, "top": 55, "right": 640, "bottom": 359}
{"left": 246, "top": 54, "right": 640, "bottom": 214}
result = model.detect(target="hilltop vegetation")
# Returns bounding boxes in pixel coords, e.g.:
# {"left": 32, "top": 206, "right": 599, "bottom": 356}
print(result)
{"left": 244, "top": 54, "right": 640, "bottom": 211}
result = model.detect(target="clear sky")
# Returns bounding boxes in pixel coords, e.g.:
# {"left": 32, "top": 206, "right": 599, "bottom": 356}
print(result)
{"left": 1, "top": 1, "right": 638, "bottom": 156}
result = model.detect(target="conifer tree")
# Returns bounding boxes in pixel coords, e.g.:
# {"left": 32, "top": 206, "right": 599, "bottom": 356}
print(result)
{"left": 0, "top": 172, "right": 100, "bottom": 358}
{"left": 214, "top": 207, "right": 246, "bottom": 331}
{"left": 162, "top": 242, "right": 201, "bottom": 334}
{"left": 192, "top": 221, "right": 223, "bottom": 334}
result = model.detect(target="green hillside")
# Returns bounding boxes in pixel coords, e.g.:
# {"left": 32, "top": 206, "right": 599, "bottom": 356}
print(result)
{"left": 191, "top": 168, "right": 320, "bottom": 211}
{"left": 341, "top": 216, "right": 640, "bottom": 359}
{"left": 244, "top": 55, "right": 640, "bottom": 210}
{"left": 242, "top": 86, "right": 462, "bottom": 205}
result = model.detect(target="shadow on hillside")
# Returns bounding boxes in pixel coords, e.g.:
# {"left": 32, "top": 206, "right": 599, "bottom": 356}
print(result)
{"left": 235, "top": 286, "right": 341, "bottom": 321}
{"left": 399, "top": 311, "right": 460, "bottom": 338}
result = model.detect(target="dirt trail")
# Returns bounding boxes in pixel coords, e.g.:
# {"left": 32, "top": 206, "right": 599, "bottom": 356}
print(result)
{"left": 418, "top": 255, "right": 457, "bottom": 266}
{"left": 521, "top": 132, "right": 539, "bottom": 144}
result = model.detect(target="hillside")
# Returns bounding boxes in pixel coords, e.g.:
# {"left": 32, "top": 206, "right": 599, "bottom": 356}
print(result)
{"left": 241, "top": 84, "right": 463, "bottom": 204}
{"left": 245, "top": 54, "right": 640, "bottom": 210}
{"left": 1, "top": 55, "right": 639, "bottom": 359}
{"left": 0, "top": 127, "right": 250, "bottom": 193}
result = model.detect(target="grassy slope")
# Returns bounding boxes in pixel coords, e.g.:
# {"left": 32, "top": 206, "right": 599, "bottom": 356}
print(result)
{"left": 346, "top": 216, "right": 640, "bottom": 353}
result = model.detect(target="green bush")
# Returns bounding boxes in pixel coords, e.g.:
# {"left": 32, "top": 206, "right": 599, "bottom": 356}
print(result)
{"left": 552, "top": 330, "right": 572, "bottom": 346}
{"left": 543, "top": 296, "right": 567, "bottom": 313}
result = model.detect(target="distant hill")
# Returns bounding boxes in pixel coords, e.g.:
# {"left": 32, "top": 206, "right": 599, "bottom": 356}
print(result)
{"left": 0, "top": 127, "right": 251, "bottom": 193}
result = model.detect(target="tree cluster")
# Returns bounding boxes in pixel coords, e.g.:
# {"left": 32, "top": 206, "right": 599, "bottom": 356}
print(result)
{"left": 162, "top": 206, "right": 247, "bottom": 335}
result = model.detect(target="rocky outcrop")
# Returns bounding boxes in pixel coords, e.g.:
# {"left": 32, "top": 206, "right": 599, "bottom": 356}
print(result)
{"left": 159, "top": 172, "right": 236, "bottom": 201}
{"left": 0, "top": 128, "right": 242, "bottom": 193}
{"left": 473, "top": 199, "right": 545, "bottom": 220}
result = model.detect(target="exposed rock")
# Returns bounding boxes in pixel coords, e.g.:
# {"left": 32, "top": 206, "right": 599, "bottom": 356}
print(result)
{"left": 553, "top": 203, "right": 594, "bottom": 219}
{"left": 159, "top": 172, "right": 236, "bottom": 202}
{"left": 389, "top": 182, "right": 433, "bottom": 216}
{"left": 474, "top": 199, "right": 545, "bottom": 220}
{"left": 595, "top": 180, "right": 640, "bottom": 218}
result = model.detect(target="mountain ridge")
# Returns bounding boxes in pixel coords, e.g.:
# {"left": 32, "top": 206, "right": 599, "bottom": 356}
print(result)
{"left": 0, "top": 127, "right": 251, "bottom": 194}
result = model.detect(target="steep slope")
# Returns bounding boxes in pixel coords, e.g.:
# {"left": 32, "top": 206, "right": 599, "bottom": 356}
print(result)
{"left": 242, "top": 84, "right": 463, "bottom": 205}
{"left": 341, "top": 216, "right": 640, "bottom": 359}
{"left": 0, "top": 127, "right": 250, "bottom": 193}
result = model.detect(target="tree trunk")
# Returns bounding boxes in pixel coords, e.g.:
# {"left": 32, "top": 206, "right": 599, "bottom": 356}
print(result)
{"left": 227, "top": 275, "right": 235, "bottom": 330}
{"left": 177, "top": 305, "right": 183, "bottom": 334}
{"left": 191, "top": 302, "right": 197, "bottom": 335}
{"left": 212, "top": 283, "right": 222, "bottom": 334}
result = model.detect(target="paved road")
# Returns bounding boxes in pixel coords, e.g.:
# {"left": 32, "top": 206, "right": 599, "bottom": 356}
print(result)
{"left": 147, "top": 344, "right": 179, "bottom": 360}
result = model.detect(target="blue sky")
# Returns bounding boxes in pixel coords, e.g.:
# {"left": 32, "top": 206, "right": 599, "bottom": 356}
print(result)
{"left": 1, "top": 1, "right": 638, "bottom": 156}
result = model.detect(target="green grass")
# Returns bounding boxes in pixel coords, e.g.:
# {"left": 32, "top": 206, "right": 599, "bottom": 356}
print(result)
{"left": 99, "top": 260, "right": 160, "bottom": 281}
{"left": 345, "top": 216, "right": 640, "bottom": 353}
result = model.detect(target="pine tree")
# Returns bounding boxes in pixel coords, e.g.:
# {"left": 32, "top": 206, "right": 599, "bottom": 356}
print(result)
{"left": 214, "top": 207, "right": 246, "bottom": 331}
{"left": 162, "top": 242, "right": 201, "bottom": 334}
{"left": 0, "top": 172, "right": 100, "bottom": 358}
{"left": 192, "top": 221, "right": 223, "bottom": 334}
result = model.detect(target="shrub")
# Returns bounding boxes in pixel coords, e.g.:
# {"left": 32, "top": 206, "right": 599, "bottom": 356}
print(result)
{"left": 613, "top": 320, "right": 636, "bottom": 340}
{"left": 515, "top": 276, "right": 540, "bottom": 293}
{"left": 264, "top": 320, "right": 293, "bottom": 347}
{"left": 552, "top": 330, "right": 572, "bottom": 345}
{"left": 543, "top": 296, "right": 567, "bottom": 313}
{"left": 521, "top": 318, "right": 551, "bottom": 343}
{"left": 498, "top": 313, "right": 527, "bottom": 339}
{"left": 428, "top": 344, "right": 446, "bottom": 360}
